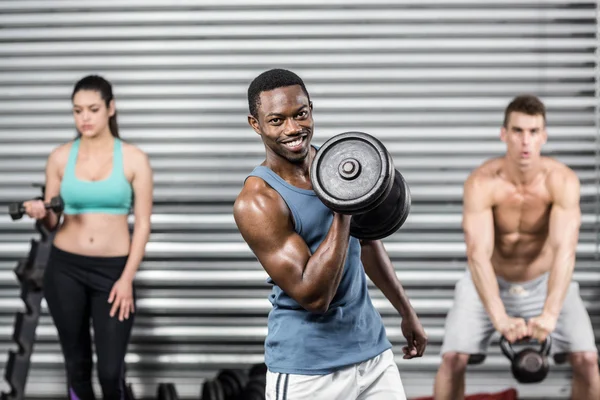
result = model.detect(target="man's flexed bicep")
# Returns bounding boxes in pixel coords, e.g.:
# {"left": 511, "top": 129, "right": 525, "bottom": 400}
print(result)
{"left": 234, "top": 184, "right": 312, "bottom": 299}
{"left": 233, "top": 178, "right": 351, "bottom": 314}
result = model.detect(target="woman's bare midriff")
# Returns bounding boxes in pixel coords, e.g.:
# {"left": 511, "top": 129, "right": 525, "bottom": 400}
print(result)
{"left": 53, "top": 214, "right": 131, "bottom": 257}
{"left": 491, "top": 231, "right": 553, "bottom": 283}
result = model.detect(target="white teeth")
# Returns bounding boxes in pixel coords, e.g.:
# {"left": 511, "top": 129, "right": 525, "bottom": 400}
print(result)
{"left": 284, "top": 137, "right": 302, "bottom": 147}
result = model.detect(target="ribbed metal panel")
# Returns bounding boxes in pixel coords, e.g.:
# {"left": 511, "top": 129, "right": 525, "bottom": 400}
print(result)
{"left": 0, "top": 1, "right": 598, "bottom": 399}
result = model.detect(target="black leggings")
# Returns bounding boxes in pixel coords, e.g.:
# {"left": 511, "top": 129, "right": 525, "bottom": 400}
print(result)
{"left": 44, "top": 245, "right": 135, "bottom": 400}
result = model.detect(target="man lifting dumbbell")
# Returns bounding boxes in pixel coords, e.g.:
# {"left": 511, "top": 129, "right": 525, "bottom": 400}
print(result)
{"left": 233, "top": 68, "right": 427, "bottom": 400}
{"left": 433, "top": 95, "right": 600, "bottom": 400}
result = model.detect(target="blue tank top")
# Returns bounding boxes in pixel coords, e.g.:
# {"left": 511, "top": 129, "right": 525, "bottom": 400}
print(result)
{"left": 247, "top": 165, "right": 391, "bottom": 375}
{"left": 60, "top": 138, "right": 133, "bottom": 215}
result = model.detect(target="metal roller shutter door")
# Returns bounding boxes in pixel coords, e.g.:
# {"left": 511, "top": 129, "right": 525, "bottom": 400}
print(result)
{"left": 0, "top": 0, "right": 598, "bottom": 398}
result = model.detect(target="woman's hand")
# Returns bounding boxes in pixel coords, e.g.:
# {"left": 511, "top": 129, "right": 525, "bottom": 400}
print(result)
{"left": 108, "top": 278, "right": 135, "bottom": 321}
{"left": 22, "top": 200, "right": 47, "bottom": 220}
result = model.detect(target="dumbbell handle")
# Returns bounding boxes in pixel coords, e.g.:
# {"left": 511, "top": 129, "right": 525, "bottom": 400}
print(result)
{"left": 22, "top": 196, "right": 62, "bottom": 212}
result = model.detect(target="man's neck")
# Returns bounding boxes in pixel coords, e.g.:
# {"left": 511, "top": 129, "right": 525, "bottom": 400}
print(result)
{"left": 265, "top": 148, "right": 314, "bottom": 184}
{"left": 503, "top": 156, "right": 542, "bottom": 186}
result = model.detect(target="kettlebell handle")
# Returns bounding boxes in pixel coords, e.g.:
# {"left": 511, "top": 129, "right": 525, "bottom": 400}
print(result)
{"left": 499, "top": 335, "right": 552, "bottom": 360}
{"left": 499, "top": 336, "right": 516, "bottom": 360}
{"left": 540, "top": 334, "right": 552, "bottom": 356}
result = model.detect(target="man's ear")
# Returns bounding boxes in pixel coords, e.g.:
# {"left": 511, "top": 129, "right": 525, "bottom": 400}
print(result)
{"left": 500, "top": 126, "right": 507, "bottom": 143}
{"left": 248, "top": 114, "right": 261, "bottom": 135}
{"left": 541, "top": 127, "right": 548, "bottom": 145}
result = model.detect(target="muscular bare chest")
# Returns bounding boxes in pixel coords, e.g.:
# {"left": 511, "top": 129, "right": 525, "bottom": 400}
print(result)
{"left": 493, "top": 182, "right": 552, "bottom": 237}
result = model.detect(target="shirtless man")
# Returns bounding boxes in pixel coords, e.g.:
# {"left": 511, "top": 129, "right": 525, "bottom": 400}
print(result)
{"left": 433, "top": 94, "right": 599, "bottom": 400}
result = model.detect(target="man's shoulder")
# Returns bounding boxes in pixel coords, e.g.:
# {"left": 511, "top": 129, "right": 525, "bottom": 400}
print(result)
{"left": 460, "top": 158, "right": 502, "bottom": 207}
{"left": 543, "top": 156, "right": 576, "bottom": 175}
{"left": 543, "top": 158, "right": 580, "bottom": 195}
{"left": 234, "top": 176, "right": 287, "bottom": 222}
{"left": 465, "top": 158, "right": 502, "bottom": 187}
{"left": 235, "top": 176, "right": 271, "bottom": 208}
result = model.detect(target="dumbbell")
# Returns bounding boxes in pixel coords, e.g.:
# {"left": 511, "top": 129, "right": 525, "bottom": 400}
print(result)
{"left": 310, "top": 132, "right": 411, "bottom": 240}
{"left": 200, "top": 378, "right": 224, "bottom": 400}
{"left": 500, "top": 335, "right": 552, "bottom": 384}
{"left": 8, "top": 196, "right": 64, "bottom": 221}
{"left": 156, "top": 382, "right": 179, "bottom": 400}
{"left": 201, "top": 368, "right": 248, "bottom": 400}
{"left": 240, "top": 363, "right": 266, "bottom": 400}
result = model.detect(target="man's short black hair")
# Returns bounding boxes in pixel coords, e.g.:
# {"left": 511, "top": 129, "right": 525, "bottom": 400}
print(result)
{"left": 503, "top": 94, "right": 546, "bottom": 128}
{"left": 247, "top": 68, "right": 311, "bottom": 118}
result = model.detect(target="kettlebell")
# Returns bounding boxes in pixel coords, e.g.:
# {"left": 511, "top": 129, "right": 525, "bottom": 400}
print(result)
{"left": 500, "top": 335, "right": 552, "bottom": 383}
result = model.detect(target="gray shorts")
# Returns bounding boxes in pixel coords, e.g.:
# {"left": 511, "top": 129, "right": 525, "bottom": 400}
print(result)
{"left": 441, "top": 270, "right": 597, "bottom": 362}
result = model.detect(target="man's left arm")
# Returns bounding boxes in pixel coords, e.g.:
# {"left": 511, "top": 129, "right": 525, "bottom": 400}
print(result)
{"left": 360, "top": 239, "right": 427, "bottom": 358}
{"left": 530, "top": 169, "right": 581, "bottom": 341}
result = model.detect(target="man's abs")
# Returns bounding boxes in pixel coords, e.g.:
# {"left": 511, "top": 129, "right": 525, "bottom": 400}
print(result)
{"left": 491, "top": 232, "right": 553, "bottom": 282}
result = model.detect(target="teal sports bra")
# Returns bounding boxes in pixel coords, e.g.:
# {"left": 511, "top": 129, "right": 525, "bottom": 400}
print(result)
{"left": 59, "top": 138, "right": 133, "bottom": 215}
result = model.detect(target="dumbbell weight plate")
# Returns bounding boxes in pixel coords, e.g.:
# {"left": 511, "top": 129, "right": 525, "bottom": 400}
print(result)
{"left": 13, "top": 260, "right": 28, "bottom": 279}
{"left": 248, "top": 363, "right": 267, "bottom": 379}
{"left": 310, "top": 132, "right": 395, "bottom": 215}
{"left": 241, "top": 380, "right": 266, "bottom": 400}
{"left": 8, "top": 202, "right": 24, "bottom": 221}
{"left": 156, "top": 382, "right": 179, "bottom": 400}
{"left": 349, "top": 169, "right": 411, "bottom": 240}
{"left": 49, "top": 196, "right": 64, "bottom": 213}
{"left": 201, "top": 380, "right": 225, "bottom": 400}
{"left": 216, "top": 369, "right": 248, "bottom": 400}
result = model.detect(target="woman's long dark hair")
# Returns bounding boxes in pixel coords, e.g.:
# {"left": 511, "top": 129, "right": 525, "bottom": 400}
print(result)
{"left": 72, "top": 75, "right": 119, "bottom": 138}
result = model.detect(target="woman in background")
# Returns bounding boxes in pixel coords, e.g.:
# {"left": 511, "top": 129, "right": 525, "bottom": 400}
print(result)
{"left": 23, "top": 75, "right": 153, "bottom": 400}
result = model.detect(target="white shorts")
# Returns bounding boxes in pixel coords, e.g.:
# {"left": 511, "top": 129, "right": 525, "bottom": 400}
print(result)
{"left": 265, "top": 349, "right": 406, "bottom": 400}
